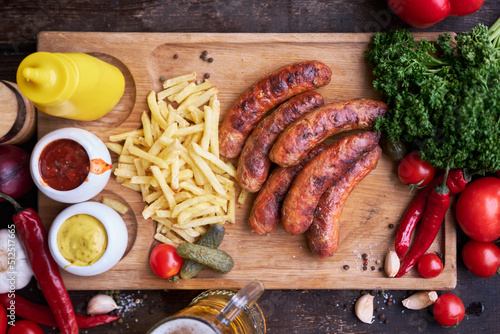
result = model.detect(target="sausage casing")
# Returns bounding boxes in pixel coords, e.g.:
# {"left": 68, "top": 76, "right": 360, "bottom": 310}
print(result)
{"left": 237, "top": 91, "right": 324, "bottom": 193}
{"left": 219, "top": 61, "right": 332, "bottom": 158}
{"left": 248, "top": 144, "right": 326, "bottom": 235}
{"left": 308, "top": 146, "right": 382, "bottom": 258}
{"left": 270, "top": 99, "right": 388, "bottom": 167}
{"left": 282, "top": 131, "right": 380, "bottom": 236}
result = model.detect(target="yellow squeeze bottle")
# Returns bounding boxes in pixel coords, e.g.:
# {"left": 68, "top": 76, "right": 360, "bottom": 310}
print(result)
{"left": 16, "top": 52, "right": 125, "bottom": 121}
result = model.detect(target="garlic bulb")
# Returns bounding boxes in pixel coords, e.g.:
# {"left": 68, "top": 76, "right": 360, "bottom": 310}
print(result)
{"left": 87, "top": 294, "right": 119, "bottom": 315}
{"left": 0, "top": 229, "right": 33, "bottom": 293}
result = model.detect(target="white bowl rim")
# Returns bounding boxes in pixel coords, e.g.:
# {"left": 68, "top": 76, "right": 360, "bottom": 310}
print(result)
{"left": 30, "top": 127, "right": 111, "bottom": 203}
{"left": 48, "top": 201, "right": 128, "bottom": 276}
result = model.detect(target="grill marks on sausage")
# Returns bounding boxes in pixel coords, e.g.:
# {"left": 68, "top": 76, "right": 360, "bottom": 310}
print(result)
{"left": 248, "top": 144, "right": 326, "bottom": 236}
{"left": 237, "top": 91, "right": 324, "bottom": 193}
{"left": 219, "top": 61, "right": 332, "bottom": 158}
{"left": 308, "top": 146, "right": 382, "bottom": 258}
{"left": 281, "top": 131, "right": 380, "bottom": 236}
{"left": 270, "top": 99, "right": 388, "bottom": 167}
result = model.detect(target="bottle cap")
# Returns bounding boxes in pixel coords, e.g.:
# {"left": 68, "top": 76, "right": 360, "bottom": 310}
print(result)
{"left": 16, "top": 52, "right": 76, "bottom": 106}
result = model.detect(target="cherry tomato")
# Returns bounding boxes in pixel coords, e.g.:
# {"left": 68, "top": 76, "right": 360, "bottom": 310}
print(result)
{"left": 433, "top": 293, "right": 465, "bottom": 327}
{"left": 417, "top": 253, "right": 444, "bottom": 278}
{"left": 456, "top": 177, "right": 500, "bottom": 242}
{"left": 7, "top": 320, "right": 44, "bottom": 334}
{"left": 462, "top": 240, "right": 500, "bottom": 278}
{"left": 149, "top": 244, "right": 183, "bottom": 279}
{"left": 398, "top": 152, "right": 435, "bottom": 188}
{"left": 0, "top": 305, "right": 6, "bottom": 334}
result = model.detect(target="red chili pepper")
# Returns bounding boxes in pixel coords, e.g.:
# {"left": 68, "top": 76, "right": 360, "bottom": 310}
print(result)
{"left": 395, "top": 169, "right": 469, "bottom": 259}
{"left": 0, "top": 294, "right": 120, "bottom": 329}
{"left": 0, "top": 193, "right": 78, "bottom": 333}
{"left": 387, "top": 0, "right": 484, "bottom": 28}
{"left": 396, "top": 169, "right": 451, "bottom": 277}
{"left": 0, "top": 304, "right": 6, "bottom": 334}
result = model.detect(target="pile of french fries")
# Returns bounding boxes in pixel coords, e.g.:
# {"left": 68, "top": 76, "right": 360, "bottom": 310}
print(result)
{"left": 106, "top": 73, "right": 236, "bottom": 246}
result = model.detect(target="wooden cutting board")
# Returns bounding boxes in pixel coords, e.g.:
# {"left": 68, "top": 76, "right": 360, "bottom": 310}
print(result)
{"left": 37, "top": 32, "right": 457, "bottom": 290}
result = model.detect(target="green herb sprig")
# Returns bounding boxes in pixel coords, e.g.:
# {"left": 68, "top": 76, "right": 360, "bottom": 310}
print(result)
{"left": 367, "top": 17, "right": 500, "bottom": 172}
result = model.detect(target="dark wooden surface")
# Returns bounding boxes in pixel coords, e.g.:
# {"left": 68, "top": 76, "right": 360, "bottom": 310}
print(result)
{"left": 1, "top": 1, "right": 500, "bottom": 333}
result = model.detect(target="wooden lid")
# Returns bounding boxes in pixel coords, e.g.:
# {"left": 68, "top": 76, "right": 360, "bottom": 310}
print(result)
{"left": 0, "top": 81, "right": 18, "bottom": 138}
{"left": 0, "top": 81, "right": 36, "bottom": 144}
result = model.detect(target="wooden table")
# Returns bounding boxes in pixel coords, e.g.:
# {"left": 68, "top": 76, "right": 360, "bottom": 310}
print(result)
{"left": 1, "top": 1, "right": 499, "bottom": 333}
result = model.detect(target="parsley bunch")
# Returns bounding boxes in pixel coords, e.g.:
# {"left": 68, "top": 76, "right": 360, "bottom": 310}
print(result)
{"left": 367, "top": 18, "right": 500, "bottom": 171}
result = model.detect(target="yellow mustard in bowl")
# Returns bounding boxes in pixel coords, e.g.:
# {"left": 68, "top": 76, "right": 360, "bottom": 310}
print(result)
{"left": 57, "top": 214, "right": 108, "bottom": 267}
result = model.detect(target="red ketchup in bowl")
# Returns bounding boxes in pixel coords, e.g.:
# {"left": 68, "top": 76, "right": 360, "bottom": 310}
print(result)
{"left": 39, "top": 139, "right": 90, "bottom": 191}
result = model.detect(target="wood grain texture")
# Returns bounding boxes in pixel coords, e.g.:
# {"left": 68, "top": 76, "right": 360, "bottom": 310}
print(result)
{"left": 37, "top": 31, "right": 456, "bottom": 290}
{"left": 1, "top": 1, "right": 499, "bottom": 333}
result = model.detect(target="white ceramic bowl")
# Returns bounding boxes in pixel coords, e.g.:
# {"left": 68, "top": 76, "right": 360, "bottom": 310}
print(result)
{"left": 30, "top": 127, "right": 111, "bottom": 203}
{"left": 48, "top": 201, "right": 128, "bottom": 276}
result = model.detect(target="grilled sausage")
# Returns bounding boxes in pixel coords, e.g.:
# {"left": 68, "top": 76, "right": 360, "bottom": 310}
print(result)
{"left": 248, "top": 144, "right": 326, "bottom": 235}
{"left": 282, "top": 131, "right": 380, "bottom": 236}
{"left": 270, "top": 99, "right": 388, "bottom": 167}
{"left": 308, "top": 146, "right": 382, "bottom": 258}
{"left": 237, "top": 91, "right": 324, "bottom": 193}
{"left": 219, "top": 61, "right": 332, "bottom": 158}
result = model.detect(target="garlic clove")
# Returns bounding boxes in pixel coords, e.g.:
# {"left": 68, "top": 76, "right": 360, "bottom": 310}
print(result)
{"left": 87, "top": 294, "right": 119, "bottom": 315}
{"left": 402, "top": 290, "right": 438, "bottom": 310}
{"left": 385, "top": 250, "right": 400, "bottom": 278}
{"left": 355, "top": 294, "right": 374, "bottom": 324}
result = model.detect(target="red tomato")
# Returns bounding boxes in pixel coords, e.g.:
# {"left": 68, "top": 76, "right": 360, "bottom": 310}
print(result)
{"left": 456, "top": 177, "right": 500, "bottom": 242}
{"left": 398, "top": 152, "right": 435, "bottom": 188}
{"left": 0, "top": 305, "right": 6, "bottom": 334}
{"left": 7, "top": 320, "right": 44, "bottom": 334}
{"left": 433, "top": 293, "right": 465, "bottom": 327}
{"left": 462, "top": 240, "right": 500, "bottom": 278}
{"left": 449, "top": 0, "right": 484, "bottom": 16}
{"left": 149, "top": 244, "right": 183, "bottom": 279}
{"left": 417, "top": 253, "right": 444, "bottom": 278}
{"left": 387, "top": 0, "right": 450, "bottom": 28}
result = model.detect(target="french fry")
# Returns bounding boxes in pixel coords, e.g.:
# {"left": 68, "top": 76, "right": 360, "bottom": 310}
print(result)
{"left": 173, "top": 82, "right": 197, "bottom": 104}
{"left": 210, "top": 98, "right": 220, "bottom": 157}
{"left": 102, "top": 197, "right": 129, "bottom": 215}
{"left": 105, "top": 142, "right": 123, "bottom": 155}
{"left": 200, "top": 105, "right": 213, "bottom": 151}
{"left": 154, "top": 233, "right": 178, "bottom": 247}
{"left": 128, "top": 145, "right": 169, "bottom": 169}
{"left": 158, "top": 81, "right": 189, "bottom": 101}
{"left": 141, "top": 111, "right": 154, "bottom": 147}
{"left": 109, "top": 129, "right": 144, "bottom": 142}
{"left": 191, "top": 142, "right": 236, "bottom": 177}
{"left": 162, "top": 72, "right": 196, "bottom": 89}
{"left": 238, "top": 189, "right": 249, "bottom": 205}
{"left": 150, "top": 166, "right": 176, "bottom": 209}
{"left": 108, "top": 72, "right": 235, "bottom": 247}
{"left": 180, "top": 215, "right": 230, "bottom": 228}
{"left": 143, "top": 196, "right": 167, "bottom": 220}
{"left": 189, "top": 147, "right": 225, "bottom": 195}
{"left": 147, "top": 90, "right": 169, "bottom": 130}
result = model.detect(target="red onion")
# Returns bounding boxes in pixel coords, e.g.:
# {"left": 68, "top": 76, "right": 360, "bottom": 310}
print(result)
{"left": 0, "top": 145, "right": 33, "bottom": 201}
